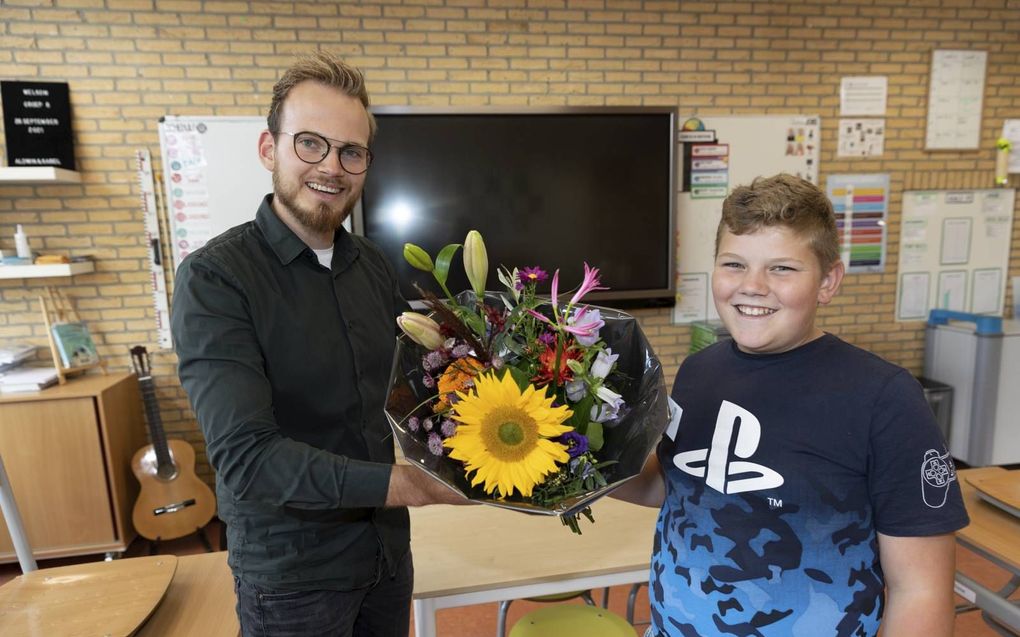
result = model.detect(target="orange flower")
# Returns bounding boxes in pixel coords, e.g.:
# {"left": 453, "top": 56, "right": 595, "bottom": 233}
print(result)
{"left": 435, "top": 357, "right": 486, "bottom": 411}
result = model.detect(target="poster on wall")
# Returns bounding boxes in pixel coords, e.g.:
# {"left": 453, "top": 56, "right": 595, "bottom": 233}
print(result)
{"left": 826, "top": 174, "right": 889, "bottom": 273}
{"left": 837, "top": 119, "right": 885, "bottom": 157}
{"left": 895, "top": 189, "right": 1015, "bottom": 321}
{"left": 673, "top": 115, "right": 820, "bottom": 324}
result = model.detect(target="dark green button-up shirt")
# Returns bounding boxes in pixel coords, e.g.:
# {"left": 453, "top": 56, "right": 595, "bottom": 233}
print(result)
{"left": 171, "top": 195, "right": 409, "bottom": 590}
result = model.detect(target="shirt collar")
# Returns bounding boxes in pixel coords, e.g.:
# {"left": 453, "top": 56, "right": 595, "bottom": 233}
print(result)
{"left": 255, "top": 194, "right": 359, "bottom": 270}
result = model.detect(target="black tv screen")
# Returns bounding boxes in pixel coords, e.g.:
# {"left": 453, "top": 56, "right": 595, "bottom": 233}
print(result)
{"left": 355, "top": 107, "right": 676, "bottom": 307}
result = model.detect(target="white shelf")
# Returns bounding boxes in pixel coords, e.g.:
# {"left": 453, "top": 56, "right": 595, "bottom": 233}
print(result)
{"left": 0, "top": 167, "right": 82, "bottom": 184}
{"left": 0, "top": 261, "right": 94, "bottom": 279}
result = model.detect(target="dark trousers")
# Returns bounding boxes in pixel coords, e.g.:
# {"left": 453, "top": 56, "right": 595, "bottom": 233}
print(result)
{"left": 234, "top": 551, "right": 413, "bottom": 637}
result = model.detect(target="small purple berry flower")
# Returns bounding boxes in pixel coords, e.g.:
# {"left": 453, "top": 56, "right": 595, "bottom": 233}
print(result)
{"left": 451, "top": 343, "right": 471, "bottom": 359}
{"left": 407, "top": 416, "right": 420, "bottom": 432}
{"left": 427, "top": 432, "right": 444, "bottom": 456}
{"left": 440, "top": 418, "right": 457, "bottom": 437}
{"left": 422, "top": 374, "right": 435, "bottom": 389}
{"left": 422, "top": 417, "right": 434, "bottom": 432}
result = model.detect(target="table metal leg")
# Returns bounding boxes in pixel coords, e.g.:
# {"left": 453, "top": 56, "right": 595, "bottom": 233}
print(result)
{"left": 413, "top": 598, "right": 438, "bottom": 637}
{"left": 955, "top": 572, "right": 1020, "bottom": 634}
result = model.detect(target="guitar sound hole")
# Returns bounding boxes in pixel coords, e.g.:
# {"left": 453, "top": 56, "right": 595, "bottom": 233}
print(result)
{"left": 156, "top": 464, "right": 179, "bottom": 481}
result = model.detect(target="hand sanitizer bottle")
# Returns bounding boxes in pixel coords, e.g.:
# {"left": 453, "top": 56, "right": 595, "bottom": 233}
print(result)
{"left": 14, "top": 225, "right": 32, "bottom": 259}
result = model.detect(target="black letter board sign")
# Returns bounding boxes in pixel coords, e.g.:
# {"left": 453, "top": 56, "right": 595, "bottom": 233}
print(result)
{"left": 1, "top": 80, "right": 76, "bottom": 170}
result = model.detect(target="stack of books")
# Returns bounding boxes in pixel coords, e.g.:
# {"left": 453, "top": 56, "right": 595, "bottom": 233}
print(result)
{"left": 0, "top": 342, "right": 58, "bottom": 393}
{"left": 0, "top": 342, "right": 36, "bottom": 373}
{"left": 0, "top": 366, "right": 59, "bottom": 393}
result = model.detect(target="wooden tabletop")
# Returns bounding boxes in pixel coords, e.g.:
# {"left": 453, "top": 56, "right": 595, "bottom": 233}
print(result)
{"left": 135, "top": 551, "right": 238, "bottom": 637}
{"left": 957, "top": 467, "right": 1020, "bottom": 569}
{"left": 410, "top": 496, "right": 659, "bottom": 599}
{"left": 0, "top": 555, "right": 177, "bottom": 637}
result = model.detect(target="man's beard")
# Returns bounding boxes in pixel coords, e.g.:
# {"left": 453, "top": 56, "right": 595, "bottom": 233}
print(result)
{"left": 272, "top": 169, "right": 358, "bottom": 236}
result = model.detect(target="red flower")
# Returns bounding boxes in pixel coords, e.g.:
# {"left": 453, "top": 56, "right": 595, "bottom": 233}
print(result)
{"left": 532, "top": 344, "right": 582, "bottom": 387}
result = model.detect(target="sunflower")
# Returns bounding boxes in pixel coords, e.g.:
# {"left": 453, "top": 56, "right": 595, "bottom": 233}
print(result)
{"left": 444, "top": 371, "right": 573, "bottom": 498}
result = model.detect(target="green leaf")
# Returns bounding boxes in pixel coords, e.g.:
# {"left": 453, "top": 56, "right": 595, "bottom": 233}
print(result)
{"left": 461, "top": 311, "right": 486, "bottom": 339}
{"left": 568, "top": 394, "right": 594, "bottom": 432}
{"left": 586, "top": 421, "right": 604, "bottom": 451}
{"left": 565, "top": 359, "right": 585, "bottom": 374}
{"left": 507, "top": 365, "right": 532, "bottom": 392}
{"left": 433, "top": 243, "right": 462, "bottom": 286}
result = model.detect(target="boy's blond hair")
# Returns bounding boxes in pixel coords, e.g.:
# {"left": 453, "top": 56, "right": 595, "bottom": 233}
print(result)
{"left": 715, "top": 173, "right": 840, "bottom": 271}
{"left": 267, "top": 50, "right": 376, "bottom": 142}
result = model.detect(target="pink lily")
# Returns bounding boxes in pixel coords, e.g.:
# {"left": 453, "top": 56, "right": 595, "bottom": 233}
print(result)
{"left": 564, "top": 306, "right": 604, "bottom": 346}
{"left": 568, "top": 263, "right": 607, "bottom": 307}
{"left": 550, "top": 269, "right": 560, "bottom": 314}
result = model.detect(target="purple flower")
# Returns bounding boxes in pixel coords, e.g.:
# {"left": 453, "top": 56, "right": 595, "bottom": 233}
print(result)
{"left": 590, "top": 348, "right": 618, "bottom": 380}
{"left": 427, "top": 432, "right": 444, "bottom": 456}
{"left": 557, "top": 431, "right": 589, "bottom": 458}
{"left": 520, "top": 266, "right": 548, "bottom": 284}
{"left": 490, "top": 356, "right": 505, "bottom": 370}
{"left": 423, "top": 417, "right": 434, "bottom": 432}
{"left": 440, "top": 418, "right": 457, "bottom": 437}
{"left": 422, "top": 374, "right": 435, "bottom": 389}
{"left": 566, "top": 306, "right": 604, "bottom": 347}
{"left": 407, "top": 416, "right": 420, "bottom": 432}
{"left": 565, "top": 379, "right": 586, "bottom": 402}
{"left": 423, "top": 350, "right": 447, "bottom": 372}
{"left": 537, "top": 331, "right": 556, "bottom": 346}
{"left": 451, "top": 343, "right": 471, "bottom": 359}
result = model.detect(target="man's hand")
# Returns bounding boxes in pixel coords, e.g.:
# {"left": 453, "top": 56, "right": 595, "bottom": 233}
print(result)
{"left": 385, "top": 464, "right": 475, "bottom": 507}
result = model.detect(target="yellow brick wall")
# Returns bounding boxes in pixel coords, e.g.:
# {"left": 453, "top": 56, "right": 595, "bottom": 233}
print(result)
{"left": 1, "top": 0, "right": 1018, "bottom": 484}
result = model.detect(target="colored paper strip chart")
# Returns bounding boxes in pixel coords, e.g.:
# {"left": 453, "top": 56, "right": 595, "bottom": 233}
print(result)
{"left": 826, "top": 174, "right": 890, "bottom": 274}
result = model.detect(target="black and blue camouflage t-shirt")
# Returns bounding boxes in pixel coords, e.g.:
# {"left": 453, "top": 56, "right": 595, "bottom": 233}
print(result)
{"left": 651, "top": 334, "right": 969, "bottom": 637}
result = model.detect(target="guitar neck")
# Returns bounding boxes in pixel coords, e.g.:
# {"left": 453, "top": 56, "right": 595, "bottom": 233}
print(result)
{"left": 138, "top": 375, "right": 174, "bottom": 470}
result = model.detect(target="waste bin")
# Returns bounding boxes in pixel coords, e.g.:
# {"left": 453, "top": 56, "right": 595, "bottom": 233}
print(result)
{"left": 916, "top": 376, "right": 952, "bottom": 443}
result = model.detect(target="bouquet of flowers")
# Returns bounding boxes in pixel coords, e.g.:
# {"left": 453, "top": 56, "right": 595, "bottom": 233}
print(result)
{"left": 385, "top": 230, "right": 668, "bottom": 532}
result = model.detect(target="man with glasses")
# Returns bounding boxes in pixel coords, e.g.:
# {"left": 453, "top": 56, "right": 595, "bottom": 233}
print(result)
{"left": 171, "top": 51, "right": 467, "bottom": 637}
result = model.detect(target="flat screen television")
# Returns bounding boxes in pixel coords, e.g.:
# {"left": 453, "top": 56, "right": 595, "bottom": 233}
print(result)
{"left": 354, "top": 107, "right": 677, "bottom": 307}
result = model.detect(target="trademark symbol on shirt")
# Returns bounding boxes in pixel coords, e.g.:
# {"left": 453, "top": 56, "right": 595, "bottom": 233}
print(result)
{"left": 767, "top": 497, "right": 783, "bottom": 509}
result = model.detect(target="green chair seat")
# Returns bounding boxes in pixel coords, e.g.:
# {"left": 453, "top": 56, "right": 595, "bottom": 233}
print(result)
{"left": 509, "top": 604, "right": 637, "bottom": 637}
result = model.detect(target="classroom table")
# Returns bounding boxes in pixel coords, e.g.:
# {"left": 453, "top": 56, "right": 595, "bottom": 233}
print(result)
{"left": 0, "top": 550, "right": 238, "bottom": 637}
{"left": 955, "top": 467, "right": 1020, "bottom": 635}
{"left": 409, "top": 497, "right": 659, "bottom": 637}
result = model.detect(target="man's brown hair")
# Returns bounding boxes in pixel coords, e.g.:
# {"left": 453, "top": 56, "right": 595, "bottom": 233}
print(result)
{"left": 715, "top": 173, "right": 840, "bottom": 271}
{"left": 267, "top": 50, "right": 376, "bottom": 142}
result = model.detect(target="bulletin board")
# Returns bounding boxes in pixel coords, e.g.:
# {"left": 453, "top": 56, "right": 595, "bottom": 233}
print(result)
{"left": 672, "top": 115, "right": 821, "bottom": 323}
{"left": 895, "top": 189, "right": 1015, "bottom": 321}
{"left": 157, "top": 116, "right": 270, "bottom": 271}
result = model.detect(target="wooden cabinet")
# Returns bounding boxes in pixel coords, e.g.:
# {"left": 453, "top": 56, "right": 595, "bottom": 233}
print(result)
{"left": 0, "top": 373, "right": 146, "bottom": 562}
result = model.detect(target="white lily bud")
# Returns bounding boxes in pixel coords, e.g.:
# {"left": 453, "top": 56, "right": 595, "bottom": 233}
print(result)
{"left": 396, "top": 312, "right": 444, "bottom": 350}
{"left": 463, "top": 230, "right": 488, "bottom": 297}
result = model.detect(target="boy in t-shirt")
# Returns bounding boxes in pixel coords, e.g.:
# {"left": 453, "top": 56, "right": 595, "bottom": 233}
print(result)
{"left": 613, "top": 174, "right": 968, "bottom": 636}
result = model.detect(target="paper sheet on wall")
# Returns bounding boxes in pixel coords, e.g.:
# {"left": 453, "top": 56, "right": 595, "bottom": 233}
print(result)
{"left": 925, "top": 50, "right": 987, "bottom": 150}
{"left": 837, "top": 120, "right": 885, "bottom": 157}
{"left": 1002, "top": 119, "right": 1020, "bottom": 173}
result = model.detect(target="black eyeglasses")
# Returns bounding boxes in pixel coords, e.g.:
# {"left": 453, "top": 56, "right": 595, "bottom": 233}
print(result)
{"left": 276, "top": 131, "right": 373, "bottom": 175}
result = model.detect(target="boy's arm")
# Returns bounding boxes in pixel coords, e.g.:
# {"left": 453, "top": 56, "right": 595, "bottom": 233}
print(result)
{"left": 609, "top": 452, "right": 665, "bottom": 508}
{"left": 877, "top": 532, "right": 957, "bottom": 637}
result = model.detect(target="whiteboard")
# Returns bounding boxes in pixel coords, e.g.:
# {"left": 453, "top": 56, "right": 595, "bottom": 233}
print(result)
{"left": 157, "top": 116, "right": 270, "bottom": 271}
{"left": 895, "top": 189, "right": 1015, "bottom": 320}
{"left": 673, "top": 115, "right": 821, "bottom": 323}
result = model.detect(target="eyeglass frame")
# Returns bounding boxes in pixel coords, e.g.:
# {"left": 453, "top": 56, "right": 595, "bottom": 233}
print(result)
{"left": 274, "top": 130, "right": 374, "bottom": 175}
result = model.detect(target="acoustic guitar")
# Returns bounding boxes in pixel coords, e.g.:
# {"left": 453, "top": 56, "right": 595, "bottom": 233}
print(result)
{"left": 130, "top": 345, "right": 216, "bottom": 542}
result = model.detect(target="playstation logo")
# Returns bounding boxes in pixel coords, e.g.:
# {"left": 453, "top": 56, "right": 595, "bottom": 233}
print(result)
{"left": 673, "top": 400, "right": 784, "bottom": 494}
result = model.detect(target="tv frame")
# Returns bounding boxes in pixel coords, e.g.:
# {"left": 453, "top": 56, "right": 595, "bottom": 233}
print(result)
{"left": 352, "top": 105, "right": 678, "bottom": 308}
